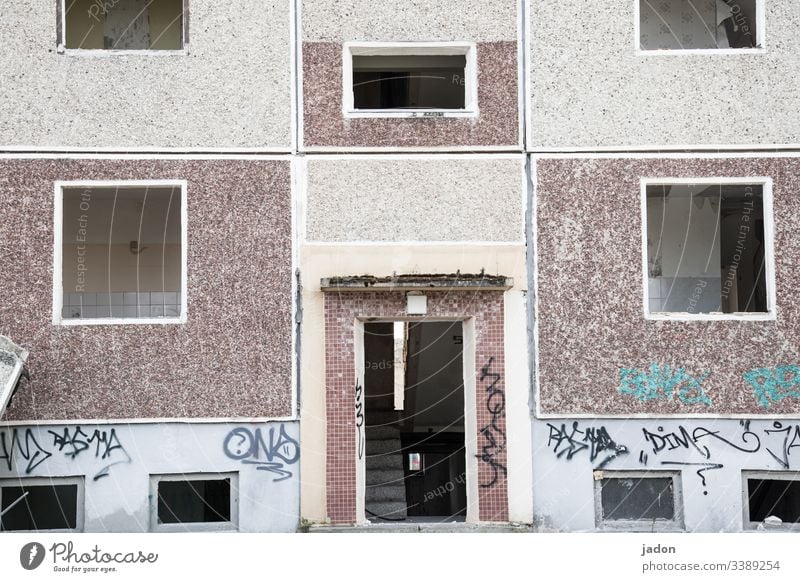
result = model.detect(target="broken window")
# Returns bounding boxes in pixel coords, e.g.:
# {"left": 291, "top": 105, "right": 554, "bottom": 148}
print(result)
{"left": 639, "top": 0, "right": 759, "bottom": 50}
{"left": 57, "top": 183, "right": 184, "bottom": 323}
{"left": 596, "top": 472, "right": 681, "bottom": 527}
{"left": 0, "top": 479, "right": 82, "bottom": 531}
{"left": 64, "top": 0, "right": 184, "bottom": 50}
{"left": 347, "top": 44, "right": 476, "bottom": 114}
{"left": 747, "top": 476, "right": 800, "bottom": 526}
{"left": 154, "top": 475, "right": 236, "bottom": 529}
{"left": 645, "top": 182, "right": 769, "bottom": 316}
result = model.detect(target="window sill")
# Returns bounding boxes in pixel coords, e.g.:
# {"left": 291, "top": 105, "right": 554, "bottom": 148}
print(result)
{"left": 597, "top": 520, "right": 684, "bottom": 532}
{"left": 151, "top": 523, "right": 238, "bottom": 533}
{"left": 55, "top": 317, "right": 186, "bottom": 326}
{"left": 645, "top": 312, "right": 775, "bottom": 322}
{"left": 344, "top": 109, "right": 478, "bottom": 119}
{"left": 57, "top": 46, "right": 189, "bottom": 57}
{"left": 636, "top": 47, "right": 766, "bottom": 57}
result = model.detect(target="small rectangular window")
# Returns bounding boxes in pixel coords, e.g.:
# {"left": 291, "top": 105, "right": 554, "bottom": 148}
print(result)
{"left": 54, "top": 181, "right": 186, "bottom": 325}
{"left": 63, "top": 0, "right": 184, "bottom": 51}
{"left": 344, "top": 43, "right": 477, "bottom": 118}
{"left": 151, "top": 473, "right": 238, "bottom": 531}
{"left": 595, "top": 471, "right": 683, "bottom": 530}
{"left": 0, "top": 478, "right": 83, "bottom": 532}
{"left": 638, "top": 0, "right": 760, "bottom": 51}
{"left": 644, "top": 180, "right": 773, "bottom": 319}
{"left": 746, "top": 473, "right": 800, "bottom": 529}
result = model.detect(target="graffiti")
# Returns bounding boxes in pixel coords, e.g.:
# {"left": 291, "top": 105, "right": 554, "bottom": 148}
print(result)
{"left": 763, "top": 422, "right": 800, "bottom": 469}
{"left": 660, "top": 461, "right": 724, "bottom": 495}
{"left": 355, "top": 381, "right": 365, "bottom": 460}
{"left": 0, "top": 426, "right": 129, "bottom": 481}
{"left": 618, "top": 363, "right": 712, "bottom": 406}
{"left": 476, "top": 357, "right": 507, "bottom": 488}
{"left": 223, "top": 424, "right": 299, "bottom": 482}
{"left": 743, "top": 365, "right": 800, "bottom": 408}
{"left": 546, "top": 422, "right": 628, "bottom": 469}
{"left": 47, "top": 427, "right": 130, "bottom": 481}
{"left": 0, "top": 428, "right": 51, "bottom": 474}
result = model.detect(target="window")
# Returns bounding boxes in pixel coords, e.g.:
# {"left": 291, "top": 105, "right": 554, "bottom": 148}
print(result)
{"left": 745, "top": 472, "right": 800, "bottom": 530}
{"left": 62, "top": 0, "right": 185, "bottom": 51}
{"left": 150, "top": 473, "right": 238, "bottom": 531}
{"left": 343, "top": 43, "right": 477, "bottom": 118}
{"left": 643, "top": 179, "right": 774, "bottom": 320}
{"left": 594, "top": 471, "right": 683, "bottom": 530}
{"left": 0, "top": 477, "right": 83, "bottom": 532}
{"left": 54, "top": 181, "right": 187, "bottom": 325}
{"left": 638, "top": 0, "right": 761, "bottom": 51}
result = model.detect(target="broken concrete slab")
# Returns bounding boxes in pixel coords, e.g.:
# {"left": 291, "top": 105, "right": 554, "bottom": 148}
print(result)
{"left": 0, "top": 335, "right": 29, "bottom": 419}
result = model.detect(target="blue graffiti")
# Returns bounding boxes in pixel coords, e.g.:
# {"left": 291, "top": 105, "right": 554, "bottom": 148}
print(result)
{"left": 618, "top": 363, "right": 712, "bottom": 406}
{"left": 743, "top": 365, "right": 800, "bottom": 408}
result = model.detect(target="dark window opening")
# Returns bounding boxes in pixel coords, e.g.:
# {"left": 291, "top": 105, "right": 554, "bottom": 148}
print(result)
{"left": 639, "top": 0, "right": 758, "bottom": 50}
{"left": 646, "top": 183, "right": 767, "bottom": 315}
{"left": 0, "top": 483, "right": 78, "bottom": 531}
{"left": 600, "top": 476, "right": 676, "bottom": 521}
{"left": 65, "top": 0, "right": 183, "bottom": 50}
{"left": 157, "top": 478, "right": 231, "bottom": 524}
{"left": 352, "top": 54, "right": 467, "bottom": 110}
{"left": 748, "top": 478, "right": 800, "bottom": 524}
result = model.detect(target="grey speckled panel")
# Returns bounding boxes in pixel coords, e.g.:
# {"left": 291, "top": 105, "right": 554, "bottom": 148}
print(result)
{"left": 0, "top": 1, "right": 291, "bottom": 148}
{"left": 0, "top": 159, "right": 292, "bottom": 421}
{"left": 302, "top": 0, "right": 517, "bottom": 42}
{"left": 303, "top": 42, "right": 519, "bottom": 148}
{"left": 536, "top": 157, "right": 800, "bottom": 415}
{"left": 305, "top": 157, "right": 524, "bottom": 242}
{"left": 529, "top": 2, "right": 800, "bottom": 148}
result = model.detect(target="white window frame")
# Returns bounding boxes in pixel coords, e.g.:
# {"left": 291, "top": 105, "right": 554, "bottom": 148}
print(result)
{"left": 742, "top": 470, "right": 800, "bottom": 531}
{"left": 594, "top": 470, "right": 684, "bottom": 532}
{"left": 150, "top": 472, "right": 239, "bottom": 532}
{"left": 57, "top": 0, "right": 189, "bottom": 56}
{"left": 634, "top": 0, "right": 766, "bottom": 56}
{"left": 52, "top": 179, "right": 188, "bottom": 326}
{"left": 0, "top": 476, "right": 85, "bottom": 533}
{"left": 342, "top": 41, "right": 478, "bottom": 119}
{"left": 640, "top": 177, "right": 776, "bottom": 321}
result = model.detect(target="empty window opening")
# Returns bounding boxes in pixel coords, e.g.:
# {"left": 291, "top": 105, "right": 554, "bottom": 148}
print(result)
{"left": 597, "top": 472, "right": 680, "bottom": 527}
{"left": 64, "top": 0, "right": 184, "bottom": 50}
{"left": 363, "top": 321, "right": 466, "bottom": 523}
{"left": 747, "top": 477, "right": 800, "bottom": 526}
{"left": 57, "top": 183, "right": 184, "bottom": 323}
{"left": 155, "top": 476, "right": 234, "bottom": 526}
{"left": 645, "top": 182, "right": 769, "bottom": 316}
{"left": 639, "top": 0, "right": 759, "bottom": 50}
{"left": 0, "top": 479, "right": 82, "bottom": 532}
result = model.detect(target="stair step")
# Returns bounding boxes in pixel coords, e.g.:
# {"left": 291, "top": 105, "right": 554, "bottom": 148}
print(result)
{"left": 366, "top": 454, "right": 405, "bottom": 470}
{"left": 366, "top": 438, "right": 403, "bottom": 455}
{"left": 366, "top": 469, "right": 406, "bottom": 486}
{"left": 365, "top": 501, "right": 407, "bottom": 521}
{"left": 367, "top": 411, "right": 401, "bottom": 424}
{"left": 365, "top": 485, "right": 406, "bottom": 503}
{"left": 365, "top": 425, "right": 401, "bottom": 440}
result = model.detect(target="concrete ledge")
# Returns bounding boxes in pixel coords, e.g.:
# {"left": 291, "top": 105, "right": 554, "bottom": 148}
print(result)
{"left": 321, "top": 273, "right": 513, "bottom": 292}
{"left": 306, "top": 522, "right": 532, "bottom": 533}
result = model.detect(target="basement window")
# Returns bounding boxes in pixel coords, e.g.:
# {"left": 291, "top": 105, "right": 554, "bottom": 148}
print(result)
{"left": 151, "top": 474, "right": 238, "bottom": 531}
{"left": 644, "top": 180, "right": 773, "bottom": 319}
{"left": 595, "top": 471, "right": 683, "bottom": 530}
{"left": 746, "top": 473, "right": 800, "bottom": 529}
{"left": 62, "top": 0, "right": 185, "bottom": 51}
{"left": 0, "top": 478, "right": 83, "bottom": 532}
{"left": 638, "top": 0, "right": 761, "bottom": 51}
{"left": 344, "top": 43, "right": 477, "bottom": 118}
{"left": 54, "top": 181, "right": 186, "bottom": 325}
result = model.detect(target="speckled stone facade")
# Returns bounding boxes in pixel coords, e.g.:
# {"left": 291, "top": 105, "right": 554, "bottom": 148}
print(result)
{"left": 324, "top": 291, "right": 508, "bottom": 523}
{"left": 302, "top": 41, "right": 519, "bottom": 149}
{"left": 0, "top": 158, "right": 292, "bottom": 420}
{"left": 536, "top": 156, "right": 800, "bottom": 416}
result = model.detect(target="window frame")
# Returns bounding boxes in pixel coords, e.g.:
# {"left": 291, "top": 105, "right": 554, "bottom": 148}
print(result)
{"left": 594, "top": 470, "right": 684, "bottom": 531}
{"left": 640, "top": 176, "right": 776, "bottom": 321}
{"left": 342, "top": 41, "right": 479, "bottom": 119}
{"left": 634, "top": 0, "right": 766, "bottom": 56}
{"left": 0, "top": 476, "right": 85, "bottom": 533}
{"left": 149, "top": 472, "right": 239, "bottom": 532}
{"left": 57, "top": 0, "right": 189, "bottom": 56}
{"left": 742, "top": 470, "right": 800, "bottom": 531}
{"left": 52, "top": 179, "right": 188, "bottom": 327}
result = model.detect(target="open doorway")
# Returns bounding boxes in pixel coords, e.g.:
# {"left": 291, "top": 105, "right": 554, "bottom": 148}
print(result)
{"left": 363, "top": 321, "right": 466, "bottom": 523}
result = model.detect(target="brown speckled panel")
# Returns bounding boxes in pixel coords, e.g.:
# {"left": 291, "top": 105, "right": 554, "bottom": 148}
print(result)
{"left": 302, "top": 41, "right": 519, "bottom": 148}
{"left": 536, "top": 157, "right": 800, "bottom": 416}
{"left": 0, "top": 158, "right": 292, "bottom": 421}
